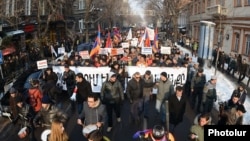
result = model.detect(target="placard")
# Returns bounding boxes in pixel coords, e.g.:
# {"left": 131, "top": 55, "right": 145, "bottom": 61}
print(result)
{"left": 79, "top": 51, "right": 90, "bottom": 59}
{"left": 121, "top": 42, "right": 130, "bottom": 48}
{"left": 58, "top": 47, "right": 65, "bottom": 54}
{"left": 37, "top": 59, "right": 48, "bottom": 69}
{"left": 160, "top": 46, "right": 171, "bottom": 54}
{"left": 141, "top": 47, "right": 152, "bottom": 55}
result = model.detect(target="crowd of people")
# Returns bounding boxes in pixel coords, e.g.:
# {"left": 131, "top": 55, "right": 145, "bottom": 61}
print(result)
{"left": 1, "top": 26, "right": 249, "bottom": 141}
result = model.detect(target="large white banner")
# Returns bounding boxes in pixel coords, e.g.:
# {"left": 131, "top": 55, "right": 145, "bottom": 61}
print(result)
{"left": 52, "top": 66, "right": 187, "bottom": 93}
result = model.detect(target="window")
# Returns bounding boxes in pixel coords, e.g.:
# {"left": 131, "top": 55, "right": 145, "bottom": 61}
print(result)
{"left": 245, "top": 35, "right": 250, "bottom": 55}
{"left": 25, "top": 0, "right": 31, "bottom": 15}
{"left": 79, "top": 19, "right": 84, "bottom": 33}
{"left": 79, "top": 0, "right": 85, "bottom": 10}
{"left": 234, "top": 33, "right": 240, "bottom": 52}
{"left": 235, "top": 0, "right": 242, "bottom": 7}
{"left": 207, "top": 0, "right": 212, "bottom": 7}
{"left": 217, "top": 0, "right": 225, "bottom": 6}
{"left": 245, "top": 0, "right": 250, "bottom": 5}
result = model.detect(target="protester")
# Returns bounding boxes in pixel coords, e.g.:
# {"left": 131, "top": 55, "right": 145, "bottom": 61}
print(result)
{"left": 100, "top": 71, "right": 124, "bottom": 132}
{"left": 71, "top": 73, "right": 92, "bottom": 114}
{"left": 77, "top": 93, "right": 107, "bottom": 131}
{"left": 191, "top": 67, "right": 206, "bottom": 113}
{"left": 202, "top": 75, "right": 217, "bottom": 114}
{"left": 133, "top": 125, "right": 175, "bottom": 141}
{"left": 230, "top": 83, "right": 247, "bottom": 105}
{"left": 169, "top": 86, "right": 187, "bottom": 132}
{"left": 48, "top": 120, "right": 69, "bottom": 141}
{"left": 33, "top": 95, "right": 68, "bottom": 141}
{"left": 126, "top": 72, "right": 155, "bottom": 124}
{"left": 189, "top": 113, "right": 211, "bottom": 141}
{"left": 28, "top": 79, "right": 43, "bottom": 113}
{"left": 62, "top": 64, "right": 76, "bottom": 112}
{"left": 42, "top": 67, "right": 58, "bottom": 85}
{"left": 9, "top": 87, "right": 23, "bottom": 120}
{"left": 155, "top": 72, "right": 174, "bottom": 115}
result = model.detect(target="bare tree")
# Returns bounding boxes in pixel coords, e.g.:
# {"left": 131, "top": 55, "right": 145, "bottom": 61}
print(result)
{"left": 163, "top": 0, "right": 191, "bottom": 42}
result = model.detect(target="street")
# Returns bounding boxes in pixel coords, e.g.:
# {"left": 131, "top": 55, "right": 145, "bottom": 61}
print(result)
{"left": 0, "top": 93, "right": 197, "bottom": 141}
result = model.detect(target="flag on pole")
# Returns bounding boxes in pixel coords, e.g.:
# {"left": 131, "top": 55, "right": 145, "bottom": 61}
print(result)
{"left": 90, "top": 24, "right": 101, "bottom": 57}
{"left": 105, "top": 32, "right": 112, "bottom": 48}
{"left": 51, "top": 45, "right": 57, "bottom": 57}
{"left": 138, "top": 32, "right": 145, "bottom": 47}
{"left": 126, "top": 28, "right": 132, "bottom": 40}
{"left": 153, "top": 27, "right": 159, "bottom": 53}
{"left": 144, "top": 30, "right": 151, "bottom": 47}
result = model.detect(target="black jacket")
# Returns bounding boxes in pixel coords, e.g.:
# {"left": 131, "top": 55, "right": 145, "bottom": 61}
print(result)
{"left": 76, "top": 79, "right": 92, "bottom": 103}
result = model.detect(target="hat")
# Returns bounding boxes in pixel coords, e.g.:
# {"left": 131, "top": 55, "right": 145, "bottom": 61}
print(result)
{"left": 160, "top": 72, "right": 167, "bottom": 78}
{"left": 42, "top": 95, "right": 51, "bottom": 104}
{"left": 108, "top": 72, "right": 116, "bottom": 80}
{"left": 211, "top": 75, "right": 217, "bottom": 80}
{"left": 237, "top": 105, "right": 246, "bottom": 113}
{"left": 9, "top": 87, "right": 17, "bottom": 94}
{"left": 64, "top": 64, "right": 69, "bottom": 68}
{"left": 82, "top": 124, "right": 98, "bottom": 137}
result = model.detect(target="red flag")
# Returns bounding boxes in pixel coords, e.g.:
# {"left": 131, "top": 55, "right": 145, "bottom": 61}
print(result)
{"left": 144, "top": 30, "right": 151, "bottom": 47}
{"left": 90, "top": 24, "right": 101, "bottom": 57}
{"left": 105, "top": 32, "right": 112, "bottom": 48}
{"left": 153, "top": 27, "right": 159, "bottom": 53}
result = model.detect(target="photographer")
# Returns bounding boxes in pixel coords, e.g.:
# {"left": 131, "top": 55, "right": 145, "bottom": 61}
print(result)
{"left": 189, "top": 113, "right": 211, "bottom": 141}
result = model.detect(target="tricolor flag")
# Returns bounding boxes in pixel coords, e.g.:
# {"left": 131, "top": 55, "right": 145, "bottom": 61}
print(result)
{"left": 153, "top": 27, "right": 159, "bottom": 53}
{"left": 105, "top": 32, "right": 112, "bottom": 48}
{"left": 144, "top": 30, "right": 151, "bottom": 47}
{"left": 51, "top": 45, "right": 58, "bottom": 57}
{"left": 90, "top": 24, "right": 101, "bottom": 57}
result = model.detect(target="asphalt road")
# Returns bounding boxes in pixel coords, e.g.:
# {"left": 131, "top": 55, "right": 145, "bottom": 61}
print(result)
{"left": 0, "top": 93, "right": 199, "bottom": 141}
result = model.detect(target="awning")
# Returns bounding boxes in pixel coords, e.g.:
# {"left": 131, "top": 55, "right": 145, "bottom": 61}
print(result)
{"left": 2, "top": 46, "right": 16, "bottom": 56}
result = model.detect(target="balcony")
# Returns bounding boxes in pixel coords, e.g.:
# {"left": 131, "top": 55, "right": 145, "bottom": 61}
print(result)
{"left": 207, "top": 5, "right": 227, "bottom": 17}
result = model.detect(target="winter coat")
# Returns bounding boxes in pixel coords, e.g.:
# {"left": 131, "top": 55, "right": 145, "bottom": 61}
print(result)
{"left": 231, "top": 88, "right": 247, "bottom": 105}
{"left": 156, "top": 80, "right": 174, "bottom": 102}
{"left": 100, "top": 80, "right": 124, "bottom": 104}
{"left": 126, "top": 78, "right": 155, "bottom": 101}
{"left": 202, "top": 81, "right": 217, "bottom": 103}
{"left": 78, "top": 99, "right": 107, "bottom": 126}
{"left": 169, "top": 94, "right": 187, "bottom": 126}
{"left": 63, "top": 69, "right": 75, "bottom": 89}
{"left": 142, "top": 74, "right": 154, "bottom": 98}
{"left": 191, "top": 74, "right": 206, "bottom": 89}
{"left": 76, "top": 79, "right": 92, "bottom": 103}
{"left": 28, "top": 87, "right": 43, "bottom": 112}
{"left": 239, "top": 63, "right": 248, "bottom": 74}
{"left": 43, "top": 71, "right": 58, "bottom": 85}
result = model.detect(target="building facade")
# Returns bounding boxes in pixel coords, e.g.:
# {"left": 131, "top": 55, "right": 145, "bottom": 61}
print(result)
{"left": 182, "top": 0, "right": 250, "bottom": 60}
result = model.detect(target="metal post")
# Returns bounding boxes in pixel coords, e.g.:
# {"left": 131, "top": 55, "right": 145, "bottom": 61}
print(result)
{"left": 214, "top": 2, "right": 222, "bottom": 75}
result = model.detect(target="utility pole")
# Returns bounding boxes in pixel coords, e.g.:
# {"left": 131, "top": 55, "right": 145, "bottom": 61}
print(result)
{"left": 214, "top": 2, "right": 222, "bottom": 75}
